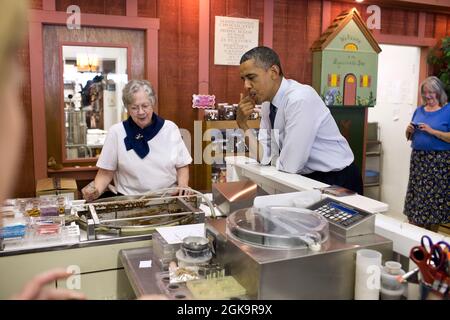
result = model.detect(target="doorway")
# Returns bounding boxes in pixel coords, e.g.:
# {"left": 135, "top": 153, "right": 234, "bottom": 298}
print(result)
{"left": 368, "top": 44, "right": 420, "bottom": 220}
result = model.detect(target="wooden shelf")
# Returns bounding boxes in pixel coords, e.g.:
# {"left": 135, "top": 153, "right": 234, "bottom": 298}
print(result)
{"left": 204, "top": 119, "right": 260, "bottom": 130}
{"left": 366, "top": 152, "right": 381, "bottom": 156}
{"left": 364, "top": 183, "right": 380, "bottom": 187}
{"left": 194, "top": 120, "right": 260, "bottom": 191}
{"left": 48, "top": 166, "right": 98, "bottom": 181}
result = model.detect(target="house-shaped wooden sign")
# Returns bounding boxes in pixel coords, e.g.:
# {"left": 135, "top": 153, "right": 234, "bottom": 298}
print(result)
{"left": 312, "top": 8, "right": 381, "bottom": 107}
{"left": 311, "top": 8, "right": 382, "bottom": 178}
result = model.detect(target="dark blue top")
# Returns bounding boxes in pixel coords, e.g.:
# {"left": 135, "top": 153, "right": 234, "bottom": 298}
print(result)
{"left": 411, "top": 103, "right": 450, "bottom": 151}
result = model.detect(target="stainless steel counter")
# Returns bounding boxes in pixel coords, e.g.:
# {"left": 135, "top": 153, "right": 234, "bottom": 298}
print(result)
{"left": 0, "top": 233, "right": 152, "bottom": 257}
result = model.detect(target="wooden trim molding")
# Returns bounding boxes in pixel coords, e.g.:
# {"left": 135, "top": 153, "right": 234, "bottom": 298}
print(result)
{"left": 28, "top": 9, "right": 160, "bottom": 182}
{"left": 126, "top": 0, "right": 138, "bottom": 17}
{"left": 42, "top": 0, "right": 55, "bottom": 11}
{"left": 199, "top": 0, "right": 210, "bottom": 95}
{"left": 263, "top": 0, "right": 274, "bottom": 47}
{"left": 28, "top": 10, "right": 160, "bottom": 30}
{"left": 372, "top": 30, "right": 437, "bottom": 47}
{"left": 58, "top": 41, "right": 133, "bottom": 165}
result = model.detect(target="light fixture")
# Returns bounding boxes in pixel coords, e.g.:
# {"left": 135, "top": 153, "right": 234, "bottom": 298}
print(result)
{"left": 355, "top": 0, "right": 364, "bottom": 3}
{"left": 76, "top": 53, "right": 99, "bottom": 72}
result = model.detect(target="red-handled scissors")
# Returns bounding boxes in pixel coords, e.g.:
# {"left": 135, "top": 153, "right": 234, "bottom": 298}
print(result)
{"left": 420, "top": 236, "right": 449, "bottom": 268}
{"left": 410, "top": 243, "right": 446, "bottom": 285}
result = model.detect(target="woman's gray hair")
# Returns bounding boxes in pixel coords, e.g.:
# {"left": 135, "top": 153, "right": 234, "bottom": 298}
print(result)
{"left": 420, "top": 76, "right": 448, "bottom": 106}
{"left": 122, "top": 79, "right": 156, "bottom": 107}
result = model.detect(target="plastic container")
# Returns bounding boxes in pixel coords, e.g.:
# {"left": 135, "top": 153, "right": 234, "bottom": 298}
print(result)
{"left": 204, "top": 109, "right": 219, "bottom": 121}
{"left": 176, "top": 236, "right": 212, "bottom": 267}
{"left": 26, "top": 198, "right": 41, "bottom": 217}
{"left": 152, "top": 231, "right": 181, "bottom": 269}
{"left": 40, "top": 200, "right": 58, "bottom": 217}
{"left": 365, "top": 170, "right": 379, "bottom": 184}
{"left": 354, "top": 249, "right": 382, "bottom": 300}
{"left": 222, "top": 105, "right": 236, "bottom": 120}
{"left": 227, "top": 206, "right": 329, "bottom": 250}
{"left": 31, "top": 216, "right": 64, "bottom": 235}
{"left": 186, "top": 276, "right": 247, "bottom": 300}
{"left": 0, "top": 217, "right": 27, "bottom": 239}
{"left": 380, "top": 261, "right": 406, "bottom": 300}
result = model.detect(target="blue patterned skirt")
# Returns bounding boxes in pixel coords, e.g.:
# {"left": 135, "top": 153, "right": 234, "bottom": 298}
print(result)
{"left": 404, "top": 150, "right": 450, "bottom": 225}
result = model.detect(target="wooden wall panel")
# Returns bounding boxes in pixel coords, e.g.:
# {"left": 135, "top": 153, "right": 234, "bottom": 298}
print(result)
{"left": 380, "top": 8, "right": 419, "bottom": 36}
{"left": 158, "top": 0, "right": 199, "bottom": 133}
{"left": 157, "top": 0, "right": 199, "bottom": 190}
{"left": 405, "top": 11, "right": 419, "bottom": 36}
{"left": 435, "top": 14, "right": 449, "bottom": 40}
{"left": 273, "top": 0, "right": 321, "bottom": 84}
{"left": 425, "top": 13, "right": 435, "bottom": 38}
{"left": 209, "top": 0, "right": 265, "bottom": 105}
{"left": 55, "top": 0, "right": 126, "bottom": 15}
{"left": 330, "top": 1, "right": 368, "bottom": 23}
{"left": 138, "top": 0, "right": 158, "bottom": 18}
{"left": 447, "top": 16, "right": 450, "bottom": 36}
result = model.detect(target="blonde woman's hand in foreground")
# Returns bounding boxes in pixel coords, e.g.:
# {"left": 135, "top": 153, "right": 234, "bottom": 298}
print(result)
{"left": 12, "top": 268, "right": 86, "bottom": 300}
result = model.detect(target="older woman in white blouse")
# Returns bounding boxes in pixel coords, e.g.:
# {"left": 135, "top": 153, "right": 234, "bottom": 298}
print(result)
{"left": 82, "top": 79, "right": 192, "bottom": 201}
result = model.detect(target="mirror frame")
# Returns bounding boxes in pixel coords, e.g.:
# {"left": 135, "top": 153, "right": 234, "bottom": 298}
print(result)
{"left": 60, "top": 42, "right": 131, "bottom": 163}
{"left": 28, "top": 8, "right": 159, "bottom": 181}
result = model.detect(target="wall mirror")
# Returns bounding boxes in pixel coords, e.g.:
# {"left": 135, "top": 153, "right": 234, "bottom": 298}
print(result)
{"left": 62, "top": 45, "right": 128, "bottom": 160}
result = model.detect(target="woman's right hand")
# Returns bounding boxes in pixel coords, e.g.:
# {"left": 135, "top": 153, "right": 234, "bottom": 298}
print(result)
{"left": 81, "top": 181, "right": 100, "bottom": 202}
{"left": 405, "top": 123, "right": 415, "bottom": 141}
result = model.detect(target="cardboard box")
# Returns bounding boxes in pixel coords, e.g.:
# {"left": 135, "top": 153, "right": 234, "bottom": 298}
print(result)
{"left": 36, "top": 178, "right": 78, "bottom": 200}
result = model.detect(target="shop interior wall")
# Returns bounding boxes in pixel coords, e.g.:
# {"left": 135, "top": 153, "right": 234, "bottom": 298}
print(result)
{"left": 369, "top": 44, "right": 421, "bottom": 220}
{"left": 14, "top": 0, "right": 450, "bottom": 197}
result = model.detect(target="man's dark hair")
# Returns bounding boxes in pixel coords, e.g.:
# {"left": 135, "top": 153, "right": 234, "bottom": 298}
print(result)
{"left": 240, "top": 46, "right": 283, "bottom": 76}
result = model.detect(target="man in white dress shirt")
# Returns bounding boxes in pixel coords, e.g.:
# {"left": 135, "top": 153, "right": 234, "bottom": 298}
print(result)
{"left": 236, "top": 46, "right": 363, "bottom": 194}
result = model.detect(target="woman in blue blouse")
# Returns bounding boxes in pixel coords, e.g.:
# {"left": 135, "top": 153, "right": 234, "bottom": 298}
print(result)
{"left": 404, "top": 76, "right": 450, "bottom": 230}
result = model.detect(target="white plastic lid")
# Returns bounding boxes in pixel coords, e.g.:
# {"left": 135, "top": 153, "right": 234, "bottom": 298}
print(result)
{"left": 226, "top": 206, "right": 329, "bottom": 249}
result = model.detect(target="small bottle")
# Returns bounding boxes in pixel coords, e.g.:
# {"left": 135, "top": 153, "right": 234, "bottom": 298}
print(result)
{"left": 17, "top": 199, "right": 26, "bottom": 213}
{"left": 380, "top": 261, "right": 406, "bottom": 300}
{"left": 57, "top": 196, "right": 66, "bottom": 215}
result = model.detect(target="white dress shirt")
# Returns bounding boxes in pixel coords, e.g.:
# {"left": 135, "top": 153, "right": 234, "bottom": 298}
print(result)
{"left": 259, "top": 77, "right": 354, "bottom": 174}
{"left": 97, "top": 120, "right": 192, "bottom": 195}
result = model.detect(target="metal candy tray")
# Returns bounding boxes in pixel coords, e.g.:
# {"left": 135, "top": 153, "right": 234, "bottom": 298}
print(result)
{"left": 72, "top": 194, "right": 204, "bottom": 240}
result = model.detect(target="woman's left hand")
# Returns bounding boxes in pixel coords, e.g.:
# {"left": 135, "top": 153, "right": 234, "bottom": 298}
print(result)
{"left": 417, "top": 123, "right": 435, "bottom": 135}
{"left": 177, "top": 184, "right": 193, "bottom": 196}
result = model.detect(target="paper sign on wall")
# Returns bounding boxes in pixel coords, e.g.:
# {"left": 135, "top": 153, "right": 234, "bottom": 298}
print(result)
{"left": 214, "top": 16, "right": 259, "bottom": 66}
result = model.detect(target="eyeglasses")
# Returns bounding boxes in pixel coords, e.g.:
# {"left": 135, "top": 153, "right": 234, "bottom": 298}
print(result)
{"left": 129, "top": 103, "right": 152, "bottom": 114}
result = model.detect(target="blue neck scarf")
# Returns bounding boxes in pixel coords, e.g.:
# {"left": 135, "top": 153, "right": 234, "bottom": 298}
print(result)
{"left": 123, "top": 114, "right": 165, "bottom": 159}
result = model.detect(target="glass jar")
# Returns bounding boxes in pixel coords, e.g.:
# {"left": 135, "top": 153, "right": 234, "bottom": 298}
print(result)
{"left": 217, "top": 103, "right": 227, "bottom": 120}
{"left": 204, "top": 109, "right": 219, "bottom": 121}
{"left": 223, "top": 105, "right": 235, "bottom": 120}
